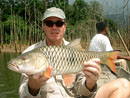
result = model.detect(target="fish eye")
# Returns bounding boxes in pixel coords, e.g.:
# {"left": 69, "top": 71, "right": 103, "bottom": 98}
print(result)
{"left": 22, "top": 57, "right": 26, "bottom": 60}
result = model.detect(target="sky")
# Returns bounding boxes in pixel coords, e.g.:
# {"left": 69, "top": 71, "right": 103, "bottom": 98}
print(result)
{"left": 69, "top": 0, "right": 130, "bottom": 15}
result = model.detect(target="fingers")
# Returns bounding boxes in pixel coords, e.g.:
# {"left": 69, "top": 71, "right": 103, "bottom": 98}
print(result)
{"left": 28, "top": 72, "right": 49, "bottom": 91}
{"left": 31, "top": 73, "right": 41, "bottom": 79}
{"left": 83, "top": 58, "right": 101, "bottom": 76}
{"left": 85, "top": 71, "right": 98, "bottom": 81}
{"left": 39, "top": 75, "right": 49, "bottom": 82}
{"left": 84, "top": 58, "right": 100, "bottom": 67}
{"left": 83, "top": 58, "right": 101, "bottom": 81}
{"left": 82, "top": 58, "right": 101, "bottom": 90}
{"left": 29, "top": 72, "right": 49, "bottom": 82}
{"left": 83, "top": 67, "right": 99, "bottom": 78}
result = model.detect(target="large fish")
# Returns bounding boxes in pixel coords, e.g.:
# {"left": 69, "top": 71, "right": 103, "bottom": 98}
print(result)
{"left": 8, "top": 39, "right": 120, "bottom": 86}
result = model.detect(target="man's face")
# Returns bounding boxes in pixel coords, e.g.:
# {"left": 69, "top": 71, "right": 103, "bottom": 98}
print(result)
{"left": 43, "top": 17, "right": 66, "bottom": 41}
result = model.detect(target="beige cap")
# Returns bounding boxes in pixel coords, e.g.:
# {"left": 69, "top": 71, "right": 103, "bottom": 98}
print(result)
{"left": 42, "top": 7, "right": 66, "bottom": 21}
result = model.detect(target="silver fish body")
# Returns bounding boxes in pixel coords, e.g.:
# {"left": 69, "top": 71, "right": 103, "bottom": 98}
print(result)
{"left": 40, "top": 46, "right": 108, "bottom": 75}
{"left": 8, "top": 39, "right": 119, "bottom": 75}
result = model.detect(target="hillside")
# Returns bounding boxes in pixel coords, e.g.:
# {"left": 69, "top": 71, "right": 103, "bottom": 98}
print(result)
{"left": 105, "top": 14, "right": 130, "bottom": 28}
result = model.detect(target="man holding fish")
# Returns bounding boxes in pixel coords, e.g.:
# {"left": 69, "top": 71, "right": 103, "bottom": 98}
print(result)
{"left": 8, "top": 7, "right": 130, "bottom": 98}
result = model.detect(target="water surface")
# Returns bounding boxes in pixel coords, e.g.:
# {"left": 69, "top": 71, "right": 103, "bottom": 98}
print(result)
{"left": 0, "top": 52, "right": 21, "bottom": 98}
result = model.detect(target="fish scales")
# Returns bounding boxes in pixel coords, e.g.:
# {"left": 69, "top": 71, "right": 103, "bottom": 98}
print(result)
{"left": 39, "top": 46, "right": 109, "bottom": 75}
{"left": 42, "top": 46, "right": 84, "bottom": 75}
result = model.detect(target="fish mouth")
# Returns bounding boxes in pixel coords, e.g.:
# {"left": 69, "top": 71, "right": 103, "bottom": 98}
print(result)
{"left": 8, "top": 63, "right": 20, "bottom": 73}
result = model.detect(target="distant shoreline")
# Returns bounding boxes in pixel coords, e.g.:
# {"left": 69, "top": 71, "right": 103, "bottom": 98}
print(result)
{"left": 0, "top": 44, "right": 129, "bottom": 56}
{"left": 0, "top": 44, "right": 29, "bottom": 53}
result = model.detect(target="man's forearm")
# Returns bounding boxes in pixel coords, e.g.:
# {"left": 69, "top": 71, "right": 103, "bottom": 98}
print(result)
{"left": 117, "top": 55, "right": 130, "bottom": 61}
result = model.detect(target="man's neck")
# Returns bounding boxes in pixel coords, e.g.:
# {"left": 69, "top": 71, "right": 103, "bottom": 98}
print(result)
{"left": 46, "top": 39, "right": 63, "bottom": 46}
{"left": 98, "top": 31, "right": 106, "bottom": 35}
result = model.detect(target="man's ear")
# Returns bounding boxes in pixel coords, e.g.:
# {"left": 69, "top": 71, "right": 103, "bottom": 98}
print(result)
{"left": 63, "top": 23, "right": 66, "bottom": 33}
{"left": 104, "top": 27, "right": 108, "bottom": 33}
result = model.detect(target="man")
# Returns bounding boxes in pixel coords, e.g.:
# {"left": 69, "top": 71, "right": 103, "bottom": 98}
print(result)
{"left": 88, "top": 21, "right": 130, "bottom": 98}
{"left": 89, "top": 21, "right": 130, "bottom": 70}
{"left": 89, "top": 21, "right": 130, "bottom": 60}
{"left": 19, "top": 7, "right": 130, "bottom": 98}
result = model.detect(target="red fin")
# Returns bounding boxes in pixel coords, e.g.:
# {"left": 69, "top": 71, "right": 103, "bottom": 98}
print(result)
{"left": 62, "top": 74, "right": 75, "bottom": 87}
{"left": 108, "top": 51, "right": 120, "bottom": 74}
{"left": 44, "top": 66, "right": 52, "bottom": 78}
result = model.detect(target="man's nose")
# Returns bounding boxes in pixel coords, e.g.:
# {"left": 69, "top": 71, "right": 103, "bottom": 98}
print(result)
{"left": 52, "top": 24, "right": 57, "bottom": 29}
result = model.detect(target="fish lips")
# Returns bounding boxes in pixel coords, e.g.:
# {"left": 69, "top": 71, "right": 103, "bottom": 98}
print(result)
{"left": 8, "top": 63, "right": 21, "bottom": 73}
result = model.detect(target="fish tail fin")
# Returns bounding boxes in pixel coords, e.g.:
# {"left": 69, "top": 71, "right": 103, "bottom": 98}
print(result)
{"left": 43, "top": 66, "right": 52, "bottom": 78}
{"left": 102, "top": 51, "right": 120, "bottom": 74}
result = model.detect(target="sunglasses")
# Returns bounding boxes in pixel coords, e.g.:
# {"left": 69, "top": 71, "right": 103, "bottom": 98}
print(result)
{"left": 44, "top": 20, "right": 65, "bottom": 27}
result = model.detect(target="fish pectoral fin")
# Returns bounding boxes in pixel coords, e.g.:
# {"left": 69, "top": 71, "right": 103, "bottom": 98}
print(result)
{"left": 43, "top": 66, "right": 52, "bottom": 78}
{"left": 62, "top": 74, "right": 75, "bottom": 87}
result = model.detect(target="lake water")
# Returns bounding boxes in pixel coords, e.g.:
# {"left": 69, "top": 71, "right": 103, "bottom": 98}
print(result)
{"left": 0, "top": 52, "right": 21, "bottom": 98}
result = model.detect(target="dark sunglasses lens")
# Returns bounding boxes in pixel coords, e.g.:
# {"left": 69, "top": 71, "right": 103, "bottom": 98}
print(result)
{"left": 55, "top": 21, "right": 64, "bottom": 27}
{"left": 44, "top": 20, "right": 64, "bottom": 27}
{"left": 44, "top": 21, "right": 54, "bottom": 27}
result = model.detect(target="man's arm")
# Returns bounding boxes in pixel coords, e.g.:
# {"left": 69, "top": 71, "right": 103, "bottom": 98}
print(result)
{"left": 74, "top": 58, "right": 101, "bottom": 97}
{"left": 19, "top": 73, "right": 49, "bottom": 98}
{"left": 83, "top": 58, "right": 101, "bottom": 91}
{"left": 28, "top": 73, "right": 49, "bottom": 96}
{"left": 117, "top": 55, "right": 130, "bottom": 61}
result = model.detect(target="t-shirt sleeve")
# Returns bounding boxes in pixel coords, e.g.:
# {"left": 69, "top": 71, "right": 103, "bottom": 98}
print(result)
{"left": 104, "top": 37, "right": 113, "bottom": 51}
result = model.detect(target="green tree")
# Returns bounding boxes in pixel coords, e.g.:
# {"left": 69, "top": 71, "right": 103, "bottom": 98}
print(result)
{"left": 73, "top": 0, "right": 90, "bottom": 24}
{"left": 89, "top": 1, "right": 104, "bottom": 21}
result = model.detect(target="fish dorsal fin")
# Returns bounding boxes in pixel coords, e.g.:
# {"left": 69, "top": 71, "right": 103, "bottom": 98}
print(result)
{"left": 66, "top": 38, "right": 83, "bottom": 50}
{"left": 62, "top": 74, "right": 75, "bottom": 87}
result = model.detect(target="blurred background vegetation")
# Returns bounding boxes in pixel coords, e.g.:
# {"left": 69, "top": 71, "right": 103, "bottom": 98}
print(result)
{"left": 0, "top": 0, "right": 130, "bottom": 53}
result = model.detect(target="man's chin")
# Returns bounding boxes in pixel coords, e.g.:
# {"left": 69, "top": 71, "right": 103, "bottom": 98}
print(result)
{"left": 51, "top": 33, "right": 59, "bottom": 36}
{"left": 50, "top": 37, "right": 60, "bottom": 41}
{"left": 50, "top": 35, "right": 60, "bottom": 39}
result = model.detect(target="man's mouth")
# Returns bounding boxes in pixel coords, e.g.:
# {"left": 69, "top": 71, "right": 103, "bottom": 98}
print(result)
{"left": 51, "top": 33, "right": 59, "bottom": 36}
{"left": 51, "top": 32, "right": 59, "bottom": 34}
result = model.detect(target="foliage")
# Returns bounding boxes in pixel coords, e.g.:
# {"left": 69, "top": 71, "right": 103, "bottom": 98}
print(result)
{"left": 105, "top": 18, "right": 117, "bottom": 32}
{"left": 0, "top": 0, "right": 121, "bottom": 47}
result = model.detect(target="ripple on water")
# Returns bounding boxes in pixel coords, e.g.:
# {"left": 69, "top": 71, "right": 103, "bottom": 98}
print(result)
{"left": 0, "top": 52, "right": 20, "bottom": 98}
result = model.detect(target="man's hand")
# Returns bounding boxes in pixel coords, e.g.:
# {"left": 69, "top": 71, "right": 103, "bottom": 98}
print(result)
{"left": 82, "top": 58, "right": 101, "bottom": 91}
{"left": 28, "top": 73, "right": 49, "bottom": 96}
